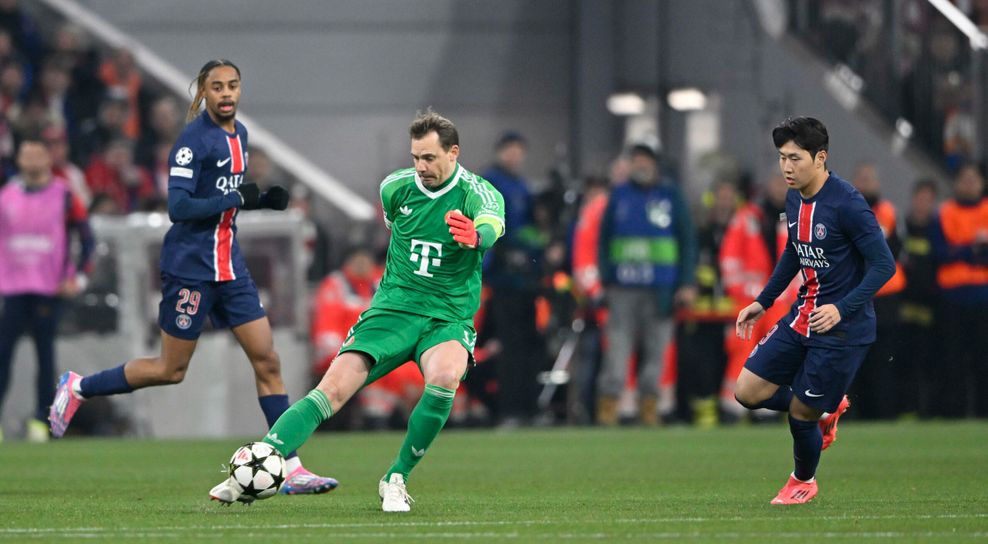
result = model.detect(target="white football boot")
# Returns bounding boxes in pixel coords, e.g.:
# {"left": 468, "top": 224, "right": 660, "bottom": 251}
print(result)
{"left": 209, "top": 476, "right": 253, "bottom": 505}
{"left": 378, "top": 473, "right": 413, "bottom": 513}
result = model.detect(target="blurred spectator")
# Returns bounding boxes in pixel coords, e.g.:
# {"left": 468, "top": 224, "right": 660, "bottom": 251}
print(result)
{"left": 931, "top": 162, "right": 988, "bottom": 417}
{"left": 569, "top": 175, "right": 610, "bottom": 423}
{"left": 850, "top": 163, "right": 905, "bottom": 419}
{"left": 288, "top": 183, "right": 333, "bottom": 282}
{"left": 0, "top": 115, "right": 12, "bottom": 183}
{"left": 676, "top": 179, "right": 738, "bottom": 428}
{"left": 84, "top": 137, "right": 157, "bottom": 214}
{"left": 311, "top": 247, "right": 381, "bottom": 375}
{"left": 756, "top": 174, "right": 789, "bottom": 258}
{"left": 0, "top": 137, "right": 93, "bottom": 443}
{"left": 135, "top": 95, "right": 180, "bottom": 170}
{"left": 0, "top": 28, "right": 13, "bottom": 61}
{"left": 73, "top": 92, "right": 128, "bottom": 166}
{"left": 484, "top": 131, "right": 532, "bottom": 236}
{"left": 98, "top": 47, "right": 141, "bottom": 139}
{"left": 10, "top": 94, "right": 49, "bottom": 140}
{"left": 148, "top": 140, "right": 171, "bottom": 197}
{"left": 942, "top": 83, "right": 976, "bottom": 175}
{"left": 0, "top": 29, "right": 30, "bottom": 93}
{"left": 246, "top": 146, "right": 279, "bottom": 189}
{"left": 33, "top": 57, "right": 74, "bottom": 133}
{"left": 0, "top": 0, "right": 41, "bottom": 68}
{"left": 47, "top": 23, "right": 104, "bottom": 125}
{"left": 482, "top": 131, "right": 544, "bottom": 426}
{"left": 43, "top": 123, "right": 89, "bottom": 206}
{"left": 898, "top": 179, "right": 940, "bottom": 417}
{"left": 0, "top": 57, "right": 24, "bottom": 116}
{"left": 596, "top": 143, "right": 696, "bottom": 426}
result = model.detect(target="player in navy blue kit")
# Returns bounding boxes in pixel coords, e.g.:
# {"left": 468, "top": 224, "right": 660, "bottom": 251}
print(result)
{"left": 48, "top": 60, "right": 337, "bottom": 497}
{"left": 733, "top": 118, "right": 895, "bottom": 504}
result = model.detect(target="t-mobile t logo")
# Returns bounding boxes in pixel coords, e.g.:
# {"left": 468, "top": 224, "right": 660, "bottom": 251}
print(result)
{"left": 410, "top": 239, "right": 443, "bottom": 277}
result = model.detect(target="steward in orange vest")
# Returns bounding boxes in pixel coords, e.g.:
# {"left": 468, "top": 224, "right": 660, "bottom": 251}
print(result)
{"left": 930, "top": 163, "right": 988, "bottom": 417}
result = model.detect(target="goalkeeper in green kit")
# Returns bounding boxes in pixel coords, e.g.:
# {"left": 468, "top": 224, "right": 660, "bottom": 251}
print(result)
{"left": 210, "top": 109, "right": 505, "bottom": 512}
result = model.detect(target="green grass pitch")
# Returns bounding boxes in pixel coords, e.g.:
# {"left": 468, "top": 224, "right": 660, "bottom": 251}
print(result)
{"left": 1, "top": 421, "right": 985, "bottom": 542}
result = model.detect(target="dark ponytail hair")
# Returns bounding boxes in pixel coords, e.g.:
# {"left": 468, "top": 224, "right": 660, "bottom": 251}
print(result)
{"left": 186, "top": 59, "right": 241, "bottom": 123}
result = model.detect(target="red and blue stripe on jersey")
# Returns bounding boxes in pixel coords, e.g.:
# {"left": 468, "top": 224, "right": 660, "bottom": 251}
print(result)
{"left": 162, "top": 112, "right": 250, "bottom": 282}
{"left": 789, "top": 201, "right": 819, "bottom": 336}
{"left": 213, "top": 134, "right": 246, "bottom": 281}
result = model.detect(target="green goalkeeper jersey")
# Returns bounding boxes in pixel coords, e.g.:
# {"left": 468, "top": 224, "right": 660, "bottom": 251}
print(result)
{"left": 373, "top": 163, "right": 505, "bottom": 322}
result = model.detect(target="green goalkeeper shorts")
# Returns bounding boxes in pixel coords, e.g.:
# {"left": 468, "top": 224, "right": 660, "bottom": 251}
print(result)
{"left": 337, "top": 306, "right": 476, "bottom": 385}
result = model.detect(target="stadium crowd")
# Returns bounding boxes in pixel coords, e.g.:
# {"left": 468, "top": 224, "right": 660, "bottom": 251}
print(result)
{"left": 795, "top": 0, "right": 988, "bottom": 174}
{"left": 1, "top": 0, "right": 987, "bottom": 441}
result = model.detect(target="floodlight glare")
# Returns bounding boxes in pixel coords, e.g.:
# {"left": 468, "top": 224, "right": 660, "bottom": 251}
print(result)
{"left": 667, "top": 88, "right": 707, "bottom": 112}
{"left": 607, "top": 92, "right": 646, "bottom": 116}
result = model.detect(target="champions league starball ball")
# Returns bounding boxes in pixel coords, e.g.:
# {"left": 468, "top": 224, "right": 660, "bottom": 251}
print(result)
{"left": 228, "top": 441, "right": 286, "bottom": 500}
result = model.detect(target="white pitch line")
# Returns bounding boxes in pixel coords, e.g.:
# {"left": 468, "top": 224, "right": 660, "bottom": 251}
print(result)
{"left": 6, "top": 531, "right": 988, "bottom": 541}
{"left": 1, "top": 512, "right": 985, "bottom": 536}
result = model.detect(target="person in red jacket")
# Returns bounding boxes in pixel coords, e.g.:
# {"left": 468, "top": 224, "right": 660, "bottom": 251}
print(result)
{"left": 84, "top": 137, "right": 157, "bottom": 213}
{"left": 570, "top": 176, "right": 610, "bottom": 423}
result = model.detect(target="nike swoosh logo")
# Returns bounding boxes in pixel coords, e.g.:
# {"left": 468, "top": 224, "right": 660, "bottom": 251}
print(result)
{"left": 804, "top": 389, "right": 825, "bottom": 398}
{"left": 788, "top": 221, "right": 798, "bottom": 228}
{"left": 217, "top": 157, "right": 232, "bottom": 167}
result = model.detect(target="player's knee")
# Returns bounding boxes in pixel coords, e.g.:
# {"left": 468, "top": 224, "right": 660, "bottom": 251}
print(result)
{"left": 734, "top": 392, "right": 760, "bottom": 410}
{"left": 424, "top": 368, "right": 460, "bottom": 390}
{"left": 733, "top": 371, "right": 773, "bottom": 408}
{"left": 789, "top": 399, "right": 822, "bottom": 421}
{"left": 733, "top": 381, "right": 764, "bottom": 408}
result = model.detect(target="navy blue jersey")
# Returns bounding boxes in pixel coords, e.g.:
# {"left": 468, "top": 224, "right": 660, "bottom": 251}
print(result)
{"left": 781, "top": 174, "right": 885, "bottom": 346}
{"left": 162, "top": 112, "right": 249, "bottom": 281}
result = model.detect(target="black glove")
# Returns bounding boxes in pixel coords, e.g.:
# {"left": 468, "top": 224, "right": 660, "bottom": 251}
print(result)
{"left": 260, "top": 185, "right": 290, "bottom": 211}
{"left": 237, "top": 183, "right": 261, "bottom": 209}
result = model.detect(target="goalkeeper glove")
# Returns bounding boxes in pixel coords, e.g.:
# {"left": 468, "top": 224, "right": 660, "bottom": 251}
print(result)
{"left": 445, "top": 209, "right": 479, "bottom": 248}
{"left": 259, "top": 185, "right": 290, "bottom": 210}
{"left": 236, "top": 183, "right": 261, "bottom": 209}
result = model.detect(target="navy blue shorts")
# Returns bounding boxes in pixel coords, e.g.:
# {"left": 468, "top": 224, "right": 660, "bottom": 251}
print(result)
{"left": 744, "top": 320, "right": 870, "bottom": 412}
{"left": 158, "top": 272, "right": 266, "bottom": 340}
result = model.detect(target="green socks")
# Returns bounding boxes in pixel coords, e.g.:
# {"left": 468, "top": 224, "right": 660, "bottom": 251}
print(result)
{"left": 261, "top": 384, "right": 455, "bottom": 481}
{"left": 385, "top": 384, "right": 456, "bottom": 481}
{"left": 262, "top": 389, "right": 333, "bottom": 457}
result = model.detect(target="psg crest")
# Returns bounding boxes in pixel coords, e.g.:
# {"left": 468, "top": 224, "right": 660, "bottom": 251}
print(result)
{"left": 814, "top": 223, "right": 827, "bottom": 240}
{"left": 176, "top": 314, "right": 192, "bottom": 330}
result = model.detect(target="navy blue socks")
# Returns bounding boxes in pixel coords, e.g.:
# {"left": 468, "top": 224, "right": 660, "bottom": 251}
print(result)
{"left": 79, "top": 364, "right": 133, "bottom": 398}
{"left": 789, "top": 415, "right": 822, "bottom": 481}
{"left": 258, "top": 394, "right": 298, "bottom": 459}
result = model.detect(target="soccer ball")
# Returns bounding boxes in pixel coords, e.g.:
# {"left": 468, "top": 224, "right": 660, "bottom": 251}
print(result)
{"left": 228, "top": 441, "right": 286, "bottom": 500}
